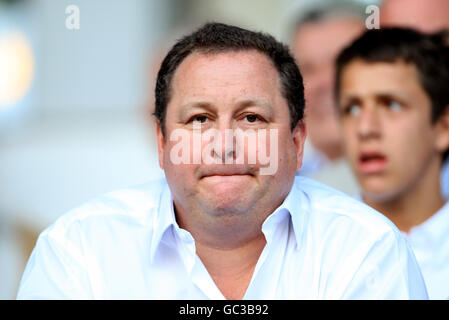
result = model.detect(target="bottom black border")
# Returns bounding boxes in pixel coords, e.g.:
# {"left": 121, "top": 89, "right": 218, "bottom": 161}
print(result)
{"left": 1, "top": 300, "right": 444, "bottom": 318}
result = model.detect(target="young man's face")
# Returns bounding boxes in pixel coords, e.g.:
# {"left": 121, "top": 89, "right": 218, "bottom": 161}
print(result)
{"left": 338, "top": 59, "right": 448, "bottom": 202}
{"left": 156, "top": 50, "right": 305, "bottom": 227}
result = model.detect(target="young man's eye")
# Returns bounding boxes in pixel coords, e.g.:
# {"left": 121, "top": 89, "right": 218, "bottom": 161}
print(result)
{"left": 343, "top": 104, "right": 361, "bottom": 117}
{"left": 388, "top": 100, "right": 402, "bottom": 112}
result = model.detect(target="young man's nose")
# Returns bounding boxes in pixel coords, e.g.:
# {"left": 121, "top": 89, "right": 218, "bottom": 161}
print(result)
{"left": 357, "top": 108, "right": 382, "bottom": 140}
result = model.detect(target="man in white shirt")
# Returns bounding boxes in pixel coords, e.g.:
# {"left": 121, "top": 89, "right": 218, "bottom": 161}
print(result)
{"left": 336, "top": 27, "right": 449, "bottom": 299}
{"left": 17, "top": 22, "right": 427, "bottom": 300}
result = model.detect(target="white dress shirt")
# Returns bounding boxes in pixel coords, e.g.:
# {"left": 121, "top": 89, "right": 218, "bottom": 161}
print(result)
{"left": 17, "top": 176, "right": 427, "bottom": 299}
{"left": 403, "top": 201, "right": 449, "bottom": 299}
{"left": 441, "top": 159, "right": 449, "bottom": 199}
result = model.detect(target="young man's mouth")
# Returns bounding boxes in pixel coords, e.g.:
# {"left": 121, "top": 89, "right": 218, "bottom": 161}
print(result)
{"left": 358, "top": 151, "right": 388, "bottom": 174}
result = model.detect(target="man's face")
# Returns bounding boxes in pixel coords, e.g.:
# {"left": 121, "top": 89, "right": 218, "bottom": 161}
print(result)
{"left": 156, "top": 50, "right": 305, "bottom": 224}
{"left": 381, "top": 0, "right": 449, "bottom": 33}
{"left": 339, "top": 60, "right": 448, "bottom": 202}
{"left": 292, "top": 18, "right": 364, "bottom": 160}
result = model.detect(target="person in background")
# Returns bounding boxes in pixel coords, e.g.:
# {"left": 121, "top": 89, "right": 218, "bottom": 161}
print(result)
{"left": 336, "top": 27, "right": 449, "bottom": 299}
{"left": 381, "top": 0, "right": 449, "bottom": 33}
{"left": 380, "top": 0, "right": 449, "bottom": 198}
{"left": 17, "top": 22, "right": 427, "bottom": 299}
{"left": 289, "top": 0, "right": 365, "bottom": 195}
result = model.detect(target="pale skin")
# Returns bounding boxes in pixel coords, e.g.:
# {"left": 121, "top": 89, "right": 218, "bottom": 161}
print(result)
{"left": 156, "top": 50, "right": 306, "bottom": 299}
{"left": 381, "top": 0, "right": 449, "bottom": 33}
{"left": 339, "top": 59, "right": 449, "bottom": 232}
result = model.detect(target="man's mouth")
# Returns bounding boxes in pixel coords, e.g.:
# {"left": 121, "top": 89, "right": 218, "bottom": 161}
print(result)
{"left": 358, "top": 151, "right": 387, "bottom": 174}
{"left": 199, "top": 165, "right": 255, "bottom": 179}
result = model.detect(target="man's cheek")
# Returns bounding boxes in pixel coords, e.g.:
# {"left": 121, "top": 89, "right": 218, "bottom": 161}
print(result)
{"left": 257, "top": 129, "right": 279, "bottom": 176}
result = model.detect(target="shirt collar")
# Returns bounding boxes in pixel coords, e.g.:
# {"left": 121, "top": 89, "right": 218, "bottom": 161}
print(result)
{"left": 270, "top": 178, "right": 307, "bottom": 250}
{"left": 150, "top": 182, "right": 178, "bottom": 263}
{"left": 150, "top": 178, "right": 307, "bottom": 262}
{"left": 406, "top": 200, "right": 449, "bottom": 247}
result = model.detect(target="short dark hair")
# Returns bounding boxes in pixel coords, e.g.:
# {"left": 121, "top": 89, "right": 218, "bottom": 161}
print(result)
{"left": 154, "top": 22, "right": 305, "bottom": 136}
{"left": 335, "top": 27, "right": 449, "bottom": 160}
{"left": 335, "top": 27, "right": 449, "bottom": 123}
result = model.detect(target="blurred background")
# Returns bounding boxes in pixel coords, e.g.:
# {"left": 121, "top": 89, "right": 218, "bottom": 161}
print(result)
{"left": 0, "top": 0, "right": 379, "bottom": 299}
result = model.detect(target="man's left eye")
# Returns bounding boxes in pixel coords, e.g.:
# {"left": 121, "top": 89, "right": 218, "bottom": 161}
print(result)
{"left": 244, "top": 114, "right": 260, "bottom": 123}
{"left": 192, "top": 115, "right": 208, "bottom": 124}
{"left": 388, "top": 100, "right": 402, "bottom": 112}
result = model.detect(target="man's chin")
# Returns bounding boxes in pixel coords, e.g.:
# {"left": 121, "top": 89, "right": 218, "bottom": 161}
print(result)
{"left": 199, "top": 190, "right": 255, "bottom": 217}
{"left": 362, "top": 187, "right": 401, "bottom": 204}
{"left": 201, "top": 174, "right": 253, "bottom": 184}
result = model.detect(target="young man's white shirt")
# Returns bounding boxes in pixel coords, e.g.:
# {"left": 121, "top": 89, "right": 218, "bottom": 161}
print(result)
{"left": 441, "top": 159, "right": 449, "bottom": 199}
{"left": 17, "top": 176, "right": 427, "bottom": 299}
{"left": 402, "top": 201, "right": 449, "bottom": 299}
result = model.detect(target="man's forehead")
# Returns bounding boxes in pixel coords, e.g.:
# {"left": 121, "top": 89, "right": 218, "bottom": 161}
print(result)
{"left": 295, "top": 18, "right": 363, "bottom": 46}
{"left": 293, "top": 18, "right": 364, "bottom": 65}
{"left": 340, "top": 60, "right": 428, "bottom": 100}
{"left": 343, "top": 60, "right": 417, "bottom": 80}
{"left": 174, "top": 49, "right": 276, "bottom": 76}
{"left": 381, "top": 0, "right": 449, "bottom": 32}
{"left": 170, "top": 49, "right": 281, "bottom": 95}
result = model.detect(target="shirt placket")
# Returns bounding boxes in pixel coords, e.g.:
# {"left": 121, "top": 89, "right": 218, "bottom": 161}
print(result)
{"left": 244, "top": 209, "right": 290, "bottom": 299}
{"left": 174, "top": 227, "right": 225, "bottom": 299}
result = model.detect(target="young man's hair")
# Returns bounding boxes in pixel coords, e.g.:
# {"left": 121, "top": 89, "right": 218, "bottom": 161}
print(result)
{"left": 335, "top": 27, "right": 449, "bottom": 159}
{"left": 154, "top": 22, "right": 305, "bottom": 136}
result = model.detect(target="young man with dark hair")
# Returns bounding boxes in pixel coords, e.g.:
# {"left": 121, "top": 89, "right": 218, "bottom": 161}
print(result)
{"left": 336, "top": 27, "right": 449, "bottom": 299}
{"left": 18, "top": 23, "right": 426, "bottom": 299}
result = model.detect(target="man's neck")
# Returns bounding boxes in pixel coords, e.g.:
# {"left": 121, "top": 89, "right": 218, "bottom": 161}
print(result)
{"left": 364, "top": 162, "right": 445, "bottom": 233}
{"left": 195, "top": 234, "right": 266, "bottom": 300}
{"left": 174, "top": 204, "right": 270, "bottom": 299}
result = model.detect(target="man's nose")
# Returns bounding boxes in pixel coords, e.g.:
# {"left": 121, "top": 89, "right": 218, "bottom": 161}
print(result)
{"left": 357, "top": 107, "right": 381, "bottom": 140}
{"left": 210, "top": 119, "right": 236, "bottom": 163}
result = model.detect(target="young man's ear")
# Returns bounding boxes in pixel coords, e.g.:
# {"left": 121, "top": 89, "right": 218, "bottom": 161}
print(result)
{"left": 434, "top": 106, "right": 449, "bottom": 154}
{"left": 156, "top": 121, "right": 165, "bottom": 170}
{"left": 293, "top": 119, "right": 307, "bottom": 171}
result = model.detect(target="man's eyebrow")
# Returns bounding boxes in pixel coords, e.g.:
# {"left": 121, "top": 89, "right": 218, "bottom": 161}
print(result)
{"left": 339, "top": 90, "right": 412, "bottom": 103}
{"left": 236, "top": 98, "right": 272, "bottom": 108}
{"left": 374, "top": 91, "right": 412, "bottom": 102}
{"left": 233, "top": 99, "right": 274, "bottom": 115}
{"left": 180, "top": 99, "right": 273, "bottom": 115}
{"left": 338, "top": 92, "right": 360, "bottom": 102}
{"left": 179, "top": 101, "right": 216, "bottom": 118}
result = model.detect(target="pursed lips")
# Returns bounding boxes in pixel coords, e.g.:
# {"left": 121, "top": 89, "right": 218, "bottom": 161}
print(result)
{"left": 198, "top": 166, "right": 255, "bottom": 179}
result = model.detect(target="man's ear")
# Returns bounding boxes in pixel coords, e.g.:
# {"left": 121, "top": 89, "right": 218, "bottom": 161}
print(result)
{"left": 434, "top": 106, "right": 449, "bottom": 155}
{"left": 156, "top": 121, "right": 165, "bottom": 169}
{"left": 292, "top": 119, "right": 307, "bottom": 171}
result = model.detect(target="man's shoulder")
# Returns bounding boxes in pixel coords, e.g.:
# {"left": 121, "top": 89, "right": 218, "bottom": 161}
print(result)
{"left": 293, "top": 176, "right": 399, "bottom": 238}
{"left": 41, "top": 178, "right": 168, "bottom": 239}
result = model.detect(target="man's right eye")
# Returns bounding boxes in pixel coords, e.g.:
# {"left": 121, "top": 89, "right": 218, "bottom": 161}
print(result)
{"left": 191, "top": 115, "right": 208, "bottom": 124}
{"left": 344, "top": 104, "right": 361, "bottom": 117}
